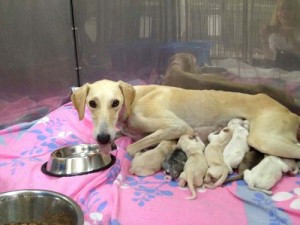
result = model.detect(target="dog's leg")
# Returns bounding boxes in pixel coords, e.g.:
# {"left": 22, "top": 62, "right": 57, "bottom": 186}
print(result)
{"left": 247, "top": 115, "right": 300, "bottom": 159}
{"left": 127, "top": 116, "right": 194, "bottom": 156}
{"left": 248, "top": 135, "right": 300, "bottom": 159}
{"left": 127, "top": 125, "right": 194, "bottom": 156}
{"left": 179, "top": 171, "right": 187, "bottom": 187}
{"left": 208, "top": 169, "right": 229, "bottom": 188}
{"left": 186, "top": 175, "right": 197, "bottom": 200}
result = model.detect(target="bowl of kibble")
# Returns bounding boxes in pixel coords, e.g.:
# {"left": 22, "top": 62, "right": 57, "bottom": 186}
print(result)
{"left": 0, "top": 189, "right": 84, "bottom": 225}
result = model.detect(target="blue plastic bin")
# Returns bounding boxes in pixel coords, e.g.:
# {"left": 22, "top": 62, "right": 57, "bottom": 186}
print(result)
{"left": 159, "top": 41, "right": 213, "bottom": 67}
{"left": 110, "top": 40, "right": 159, "bottom": 72}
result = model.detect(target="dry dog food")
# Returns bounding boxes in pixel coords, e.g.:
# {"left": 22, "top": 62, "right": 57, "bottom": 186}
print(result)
{"left": 4, "top": 213, "right": 72, "bottom": 225}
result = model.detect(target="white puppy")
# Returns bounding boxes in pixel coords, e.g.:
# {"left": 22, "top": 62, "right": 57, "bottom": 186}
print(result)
{"left": 129, "top": 140, "right": 176, "bottom": 176}
{"left": 243, "top": 155, "right": 289, "bottom": 195}
{"left": 223, "top": 118, "right": 250, "bottom": 172}
{"left": 281, "top": 158, "right": 299, "bottom": 175}
{"left": 204, "top": 127, "right": 233, "bottom": 188}
{"left": 177, "top": 134, "right": 208, "bottom": 200}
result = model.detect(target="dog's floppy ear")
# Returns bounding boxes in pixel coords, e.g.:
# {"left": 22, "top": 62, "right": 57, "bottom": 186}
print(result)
{"left": 71, "top": 83, "right": 90, "bottom": 120}
{"left": 190, "top": 53, "right": 197, "bottom": 65}
{"left": 118, "top": 81, "right": 135, "bottom": 117}
{"left": 168, "top": 54, "right": 176, "bottom": 65}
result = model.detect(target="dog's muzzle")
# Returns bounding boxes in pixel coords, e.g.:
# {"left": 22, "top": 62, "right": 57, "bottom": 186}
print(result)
{"left": 97, "top": 133, "right": 111, "bottom": 145}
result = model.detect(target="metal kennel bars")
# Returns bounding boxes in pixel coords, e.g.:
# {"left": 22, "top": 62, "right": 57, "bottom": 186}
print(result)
{"left": 72, "top": 0, "right": 277, "bottom": 82}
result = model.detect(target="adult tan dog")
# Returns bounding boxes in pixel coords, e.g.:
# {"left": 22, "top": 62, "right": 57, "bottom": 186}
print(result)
{"left": 71, "top": 79, "right": 300, "bottom": 160}
{"left": 162, "top": 53, "right": 300, "bottom": 115}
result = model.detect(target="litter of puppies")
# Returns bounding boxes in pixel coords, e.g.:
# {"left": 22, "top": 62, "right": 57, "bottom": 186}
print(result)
{"left": 129, "top": 118, "right": 299, "bottom": 199}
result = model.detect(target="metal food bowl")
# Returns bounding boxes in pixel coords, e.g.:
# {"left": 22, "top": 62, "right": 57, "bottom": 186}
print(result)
{"left": 0, "top": 189, "right": 83, "bottom": 225}
{"left": 42, "top": 144, "right": 116, "bottom": 177}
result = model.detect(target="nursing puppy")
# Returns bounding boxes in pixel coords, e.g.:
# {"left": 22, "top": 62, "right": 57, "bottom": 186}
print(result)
{"left": 161, "top": 148, "right": 187, "bottom": 181}
{"left": 223, "top": 118, "right": 250, "bottom": 172}
{"left": 281, "top": 158, "right": 299, "bottom": 175}
{"left": 243, "top": 155, "right": 289, "bottom": 195}
{"left": 129, "top": 140, "right": 176, "bottom": 176}
{"left": 177, "top": 134, "right": 208, "bottom": 200}
{"left": 204, "top": 127, "right": 233, "bottom": 188}
{"left": 223, "top": 149, "right": 264, "bottom": 185}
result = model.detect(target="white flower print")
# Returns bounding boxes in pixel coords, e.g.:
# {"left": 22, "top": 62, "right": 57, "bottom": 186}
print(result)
{"left": 57, "top": 131, "right": 72, "bottom": 138}
{"left": 36, "top": 116, "right": 49, "bottom": 124}
{"left": 114, "top": 174, "right": 130, "bottom": 189}
{"left": 272, "top": 188, "right": 300, "bottom": 210}
{"left": 90, "top": 212, "right": 103, "bottom": 222}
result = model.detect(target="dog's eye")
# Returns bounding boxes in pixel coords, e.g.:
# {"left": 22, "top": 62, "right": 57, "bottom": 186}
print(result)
{"left": 89, "top": 100, "right": 97, "bottom": 108}
{"left": 112, "top": 100, "right": 119, "bottom": 108}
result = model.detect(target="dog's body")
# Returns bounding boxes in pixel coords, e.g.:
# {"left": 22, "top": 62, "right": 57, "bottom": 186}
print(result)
{"left": 223, "top": 149, "right": 264, "bottom": 185}
{"left": 204, "top": 127, "right": 233, "bottom": 188}
{"left": 129, "top": 140, "right": 176, "bottom": 176}
{"left": 176, "top": 134, "right": 208, "bottom": 200}
{"left": 243, "top": 155, "right": 289, "bottom": 195}
{"left": 161, "top": 148, "right": 187, "bottom": 181}
{"left": 162, "top": 53, "right": 300, "bottom": 114}
{"left": 71, "top": 79, "right": 300, "bottom": 164}
{"left": 223, "top": 118, "right": 250, "bottom": 172}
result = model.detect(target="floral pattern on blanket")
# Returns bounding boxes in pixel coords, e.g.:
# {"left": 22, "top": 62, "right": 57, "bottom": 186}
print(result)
{"left": 0, "top": 102, "right": 300, "bottom": 225}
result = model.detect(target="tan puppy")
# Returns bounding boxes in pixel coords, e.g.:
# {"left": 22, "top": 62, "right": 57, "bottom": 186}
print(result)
{"left": 177, "top": 134, "right": 208, "bottom": 200}
{"left": 204, "top": 127, "right": 233, "bottom": 188}
{"left": 162, "top": 53, "right": 300, "bottom": 115}
{"left": 71, "top": 79, "right": 300, "bottom": 162}
{"left": 129, "top": 140, "right": 176, "bottom": 176}
{"left": 243, "top": 155, "right": 290, "bottom": 195}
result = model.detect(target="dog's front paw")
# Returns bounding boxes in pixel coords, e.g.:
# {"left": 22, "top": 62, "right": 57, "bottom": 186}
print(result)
{"left": 127, "top": 144, "right": 137, "bottom": 157}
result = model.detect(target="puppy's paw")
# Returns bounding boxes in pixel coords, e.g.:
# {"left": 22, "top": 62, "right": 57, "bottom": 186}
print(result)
{"left": 179, "top": 178, "right": 187, "bottom": 187}
{"left": 204, "top": 174, "right": 211, "bottom": 184}
{"left": 129, "top": 167, "right": 135, "bottom": 175}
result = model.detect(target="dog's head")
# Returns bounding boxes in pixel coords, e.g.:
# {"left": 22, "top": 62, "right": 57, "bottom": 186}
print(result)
{"left": 168, "top": 53, "right": 199, "bottom": 73}
{"left": 71, "top": 79, "right": 135, "bottom": 146}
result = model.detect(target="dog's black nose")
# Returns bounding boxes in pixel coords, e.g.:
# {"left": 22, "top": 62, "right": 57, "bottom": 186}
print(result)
{"left": 97, "top": 134, "right": 111, "bottom": 145}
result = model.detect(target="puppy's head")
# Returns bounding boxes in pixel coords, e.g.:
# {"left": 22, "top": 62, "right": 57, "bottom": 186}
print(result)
{"left": 177, "top": 133, "right": 204, "bottom": 152}
{"left": 71, "top": 79, "right": 135, "bottom": 146}
{"left": 177, "top": 134, "right": 192, "bottom": 148}
{"left": 208, "top": 127, "right": 232, "bottom": 143}
{"left": 227, "top": 118, "right": 244, "bottom": 127}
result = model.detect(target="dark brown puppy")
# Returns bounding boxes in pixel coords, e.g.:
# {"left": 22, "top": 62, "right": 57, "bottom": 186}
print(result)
{"left": 161, "top": 148, "right": 187, "bottom": 181}
{"left": 162, "top": 53, "right": 300, "bottom": 115}
{"left": 223, "top": 149, "right": 264, "bottom": 185}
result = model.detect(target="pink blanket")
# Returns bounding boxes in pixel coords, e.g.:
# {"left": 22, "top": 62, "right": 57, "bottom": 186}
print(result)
{"left": 1, "top": 102, "right": 300, "bottom": 225}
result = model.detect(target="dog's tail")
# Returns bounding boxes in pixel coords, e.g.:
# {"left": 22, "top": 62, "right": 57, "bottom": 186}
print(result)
{"left": 247, "top": 183, "right": 273, "bottom": 195}
{"left": 206, "top": 170, "right": 229, "bottom": 189}
{"left": 186, "top": 175, "right": 197, "bottom": 200}
{"left": 222, "top": 174, "right": 243, "bottom": 185}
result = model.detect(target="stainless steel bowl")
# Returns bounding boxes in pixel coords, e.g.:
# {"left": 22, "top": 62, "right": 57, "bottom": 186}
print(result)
{"left": 42, "top": 144, "right": 116, "bottom": 177}
{"left": 0, "top": 189, "right": 83, "bottom": 225}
